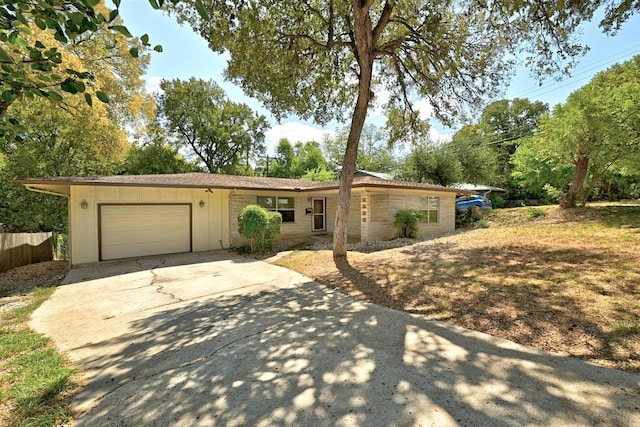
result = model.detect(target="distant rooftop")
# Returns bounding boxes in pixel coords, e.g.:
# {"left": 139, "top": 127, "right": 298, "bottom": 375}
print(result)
{"left": 451, "top": 183, "right": 507, "bottom": 193}
{"left": 354, "top": 170, "right": 394, "bottom": 180}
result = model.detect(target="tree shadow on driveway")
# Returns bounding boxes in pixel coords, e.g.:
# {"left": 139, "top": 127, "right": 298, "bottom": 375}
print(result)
{"left": 69, "top": 276, "right": 640, "bottom": 426}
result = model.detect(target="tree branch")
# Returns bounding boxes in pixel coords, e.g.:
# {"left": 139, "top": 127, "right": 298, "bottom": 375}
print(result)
{"left": 372, "top": 0, "right": 394, "bottom": 46}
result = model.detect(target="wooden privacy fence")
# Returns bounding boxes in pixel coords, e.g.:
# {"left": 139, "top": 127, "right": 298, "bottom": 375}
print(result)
{"left": 0, "top": 232, "right": 54, "bottom": 273}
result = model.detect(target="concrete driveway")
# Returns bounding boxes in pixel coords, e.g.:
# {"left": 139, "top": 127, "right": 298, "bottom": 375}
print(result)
{"left": 30, "top": 251, "right": 639, "bottom": 426}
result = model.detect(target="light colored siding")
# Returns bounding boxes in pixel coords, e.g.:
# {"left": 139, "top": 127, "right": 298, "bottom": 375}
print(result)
{"left": 387, "top": 192, "right": 456, "bottom": 237}
{"left": 365, "top": 194, "right": 392, "bottom": 240}
{"left": 347, "top": 194, "right": 361, "bottom": 241}
{"left": 229, "top": 189, "right": 455, "bottom": 246}
{"left": 229, "top": 194, "right": 253, "bottom": 247}
{"left": 68, "top": 183, "right": 457, "bottom": 265}
{"left": 325, "top": 195, "right": 337, "bottom": 233}
{"left": 69, "top": 185, "right": 231, "bottom": 266}
{"left": 230, "top": 192, "right": 321, "bottom": 247}
{"left": 370, "top": 194, "right": 389, "bottom": 222}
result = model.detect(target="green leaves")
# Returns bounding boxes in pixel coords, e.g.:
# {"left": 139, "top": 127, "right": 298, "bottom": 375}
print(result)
{"left": 393, "top": 210, "right": 424, "bottom": 238}
{"left": 0, "top": 47, "right": 13, "bottom": 62}
{"left": 237, "top": 205, "right": 282, "bottom": 254}
{"left": 157, "top": 78, "right": 268, "bottom": 174}
{"left": 60, "top": 78, "right": 83, "bottom": 94}
{"left": 194, "top": 0, "right": 209, "bottom": 20}
{"left": 513, "top": 55, "right": 640, "bottom": 204}
{"left": 0, "top": 1, "right": 161, "bottom": 117}
{"left": 2, "top": 90, "right": 14, "bottom": 103}
{"left": 109, "top": 25, "right": 133, "bottom": 38}
{"left": 95, "top": 91, "right": 109, "bottom": 103}
{"left": 46, "top": 91, "right": 63, "bottom": 102}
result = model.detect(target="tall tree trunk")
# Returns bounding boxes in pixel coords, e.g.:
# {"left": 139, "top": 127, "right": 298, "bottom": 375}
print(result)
{"left": 333, "top": 3, "right": 375, "bottom": 260}
{"left": 559, "top": 152, "right": 589, "bottom": 209}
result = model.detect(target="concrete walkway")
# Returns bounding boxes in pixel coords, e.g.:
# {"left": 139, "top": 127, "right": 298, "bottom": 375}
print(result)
{"left": 30, "top": 251, "right": 640, "bottom": 426}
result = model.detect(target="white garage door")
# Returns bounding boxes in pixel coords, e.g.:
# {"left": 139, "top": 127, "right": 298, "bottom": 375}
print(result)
{"left": 100, "top": 204, "right": 192, "bottom": 261}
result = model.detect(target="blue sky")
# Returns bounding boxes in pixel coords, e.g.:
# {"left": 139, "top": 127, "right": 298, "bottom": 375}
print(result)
{"left": 112, "top": 3, "right": 640, "bottom": 152}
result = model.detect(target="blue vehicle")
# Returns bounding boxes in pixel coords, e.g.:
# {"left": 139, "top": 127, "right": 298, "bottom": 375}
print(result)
{"left": 456, "top": 195, "right": 492, "bottom": 211}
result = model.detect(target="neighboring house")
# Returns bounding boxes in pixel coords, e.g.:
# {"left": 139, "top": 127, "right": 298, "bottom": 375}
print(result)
{"left": 353, "top": 170, "right": 394, "bottom": 180}
{"left": 17, "top": 173, "right": 467, "bottom": 266}
{"left": 451, "top": 183, "right": 507, "bottom": 198}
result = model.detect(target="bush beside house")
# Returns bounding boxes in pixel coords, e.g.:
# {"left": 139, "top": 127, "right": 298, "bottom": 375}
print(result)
{"left": 237, "top": 205, "right": 282, "bottom": 254}
{"left": 393, "top": 210, "right": 424, "bottom": 238}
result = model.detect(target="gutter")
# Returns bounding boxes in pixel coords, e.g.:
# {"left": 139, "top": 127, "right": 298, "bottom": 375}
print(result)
{"left": 22, "top": 185, "right": 69, "bottom": 198}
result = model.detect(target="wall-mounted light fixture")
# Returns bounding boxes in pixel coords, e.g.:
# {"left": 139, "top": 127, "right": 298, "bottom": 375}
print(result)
{"left": 80, "top": 199, "right": 88, "bottom": 210}
{"left": 199, "top": 200, "right": 205, "bottom": 208}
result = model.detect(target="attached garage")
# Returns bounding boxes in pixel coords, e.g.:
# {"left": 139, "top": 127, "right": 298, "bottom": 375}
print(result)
{"left": 99, "top": 204, "right": 192, "bottom": 261}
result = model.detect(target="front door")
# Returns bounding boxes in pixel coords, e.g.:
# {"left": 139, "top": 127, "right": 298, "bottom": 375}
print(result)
{"left": 312, "top": 198, "right": 326, "bottom": 231}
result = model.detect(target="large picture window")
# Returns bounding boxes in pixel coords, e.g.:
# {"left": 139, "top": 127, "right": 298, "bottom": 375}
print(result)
{"left": 418, "top": 196, "right": 439, "bottom": 224}
{"left": 257, "top": 196, "right": 295, "bottom": 222}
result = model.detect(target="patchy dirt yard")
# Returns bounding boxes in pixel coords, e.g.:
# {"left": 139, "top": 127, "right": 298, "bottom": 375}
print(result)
{"left": 274, "top": 205, "right": 640, "bottom": 373}
{"left": 0, "top": 261, "right": 68, "bottom": 313}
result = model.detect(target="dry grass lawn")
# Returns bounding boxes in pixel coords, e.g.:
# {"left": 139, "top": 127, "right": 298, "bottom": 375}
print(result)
{"left": 274, "top": 204, "right": 640, "bottom": 373}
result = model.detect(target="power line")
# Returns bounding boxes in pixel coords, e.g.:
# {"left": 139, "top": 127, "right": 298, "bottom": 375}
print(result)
{"left": 510, "top": 44, "right": 640, "bottom": 100}
{"left": 417, "top": 45, "right": 640, "bottom": 154}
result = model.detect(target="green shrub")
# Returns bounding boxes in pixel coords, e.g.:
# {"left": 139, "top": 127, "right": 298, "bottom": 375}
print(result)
{"left": 475, "top": 217, "right": 490, "bottom": 228}
{"left": 542, "top": 184, "right": 563, "bottom": 204}
{"left": 456, "top": 206, "right": 487, "bottom": 228}
{"left": 528, "top": 207, "right": 547, "bottom": 219}
{"left": 237, "top": 205, "right": 282, "bottom": 254}
{"left": 487, "top": 194, "right": 505, "bottom": 208}
{"left": 393, "top": 209, "right": 424, "bottom": 238}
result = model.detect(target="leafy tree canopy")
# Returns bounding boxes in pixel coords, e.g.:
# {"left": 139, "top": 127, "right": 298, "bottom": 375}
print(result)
{"left": 480, "top": 99, "right": 549, "bottom": 140}
{"left": 169, "top": 0, "right": 639, "bottom": 258}
{"left": 324, "top": 124, "right": 398, "bottom": 174}
{"left": 401, "top": 143, "right": 463, "bottom": 187}
{"left": 267, "top": 138, "right": 331, "bottom": 179}
{"left": 0, "top": 10, "right": 154, "bottom": 232}
{"left": 300, "top": 167, "right": 336, "bottom": 182}
{"left": 0, "top": 96, "right": 129, "bottom": 232}
{"left": 124, "top": 141, "right": 198, "bottom": 175}
{"left": 449, "top": 98, "right": 548, "bottom": 186}
{"left": 170, "top": 1, "right": 634, "bottom": 126}
{"left": 512, "top": 55, "right": 640, "bottom": 207}
{"left": 157, "top": 77, "right": 269, "bottom": 175}
{"left": 448, "top": 125, "right": 500, "bottom": 185}
{"left": 0, "top": 0, "right": 183, "bottom": 118}
{"left": 125, "top": 120, "right": 199, "bottom": 175}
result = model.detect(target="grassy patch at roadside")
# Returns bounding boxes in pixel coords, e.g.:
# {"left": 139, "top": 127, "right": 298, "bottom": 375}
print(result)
{"left": 0, "top": 287, "right": 76, "bottom": 427}
{"left": 274, "top": 205, "right": 640, "bottom": 373}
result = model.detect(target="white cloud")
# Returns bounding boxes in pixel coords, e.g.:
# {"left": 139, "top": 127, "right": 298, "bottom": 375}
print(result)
{"left": 414, "top": 99, "right": 453, "bottom": 143}
{"left": 429, "top": 127, "right": 453, "bottom": 144}
{"left": 265, "top": 122, "right": 335, "bottom": 154}
{"left": 145, "top": 76, "right": 164, "bottom": 94}
{"left": 370, "top": 86, "right": 391, "bottom": 117}
{"left": 415, "top": 99, "right": 435, "bottom": 120}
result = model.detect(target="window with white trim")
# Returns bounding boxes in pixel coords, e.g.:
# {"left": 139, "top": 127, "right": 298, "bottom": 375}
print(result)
{"left": 418, "top": 196, "right": 439, "bottom": 223}
{"left": 257, "top": 196, "right": 295, "bottom": 222}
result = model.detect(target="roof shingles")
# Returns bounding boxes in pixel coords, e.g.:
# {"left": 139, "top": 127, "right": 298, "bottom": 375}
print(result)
{"left": 17, "top": 172, "right": 464, "bottom": 194}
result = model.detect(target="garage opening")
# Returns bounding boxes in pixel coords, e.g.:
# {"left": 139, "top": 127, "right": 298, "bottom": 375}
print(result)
{"left": 99, "top": 204, "right": 192, "bottom": 261}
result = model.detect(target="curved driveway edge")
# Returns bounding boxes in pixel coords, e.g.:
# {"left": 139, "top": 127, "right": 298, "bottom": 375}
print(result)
{"left": 30, "top": 251, "right": 640, "bottom": 426}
